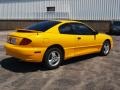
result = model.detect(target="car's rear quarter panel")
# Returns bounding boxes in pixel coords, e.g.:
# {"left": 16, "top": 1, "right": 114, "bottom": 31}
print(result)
{"left": 40, "top": 32, "right": 76, "bottom": 60}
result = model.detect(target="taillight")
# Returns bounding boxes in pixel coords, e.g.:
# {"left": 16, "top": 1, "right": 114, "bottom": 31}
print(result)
{"left": 20, "top": 38, "right": 32, "bottom": 45}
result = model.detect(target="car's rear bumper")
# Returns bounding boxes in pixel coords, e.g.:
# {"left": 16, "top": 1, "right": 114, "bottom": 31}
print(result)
{"left": 4, "top": 43, "right": 46, "bottom": 62}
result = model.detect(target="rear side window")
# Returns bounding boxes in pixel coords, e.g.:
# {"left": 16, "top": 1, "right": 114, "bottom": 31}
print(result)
{"left": 59, "top": 24, "right": 73, "bottom": 34}
{"left": 26, "top": 21, "right": 60, "bottom": 32}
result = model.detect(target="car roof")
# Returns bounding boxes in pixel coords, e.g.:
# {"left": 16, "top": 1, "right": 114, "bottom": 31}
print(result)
{"left": 50, "top": 20, "right": 80, "bottom": 23}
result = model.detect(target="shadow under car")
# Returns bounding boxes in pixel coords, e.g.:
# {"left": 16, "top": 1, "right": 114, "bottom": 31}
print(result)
{"left": 0, "top": 53, "right": 99, "bottom": 73}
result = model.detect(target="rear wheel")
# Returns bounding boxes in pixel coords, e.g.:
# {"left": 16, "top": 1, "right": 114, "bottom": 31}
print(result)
{"left": 43, "top": 48, "right": 63, "bottom": 69}
{"left": 100, "top": 40, "right": 111, "bottom": 56}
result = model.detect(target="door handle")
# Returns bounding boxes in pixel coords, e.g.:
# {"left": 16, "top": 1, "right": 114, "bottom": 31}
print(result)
{"left": 77, "top": 37, "right": 81, "bottom": 40}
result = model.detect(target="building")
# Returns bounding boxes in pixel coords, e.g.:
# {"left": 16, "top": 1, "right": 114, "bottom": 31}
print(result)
{"left": 0, "top": 0, "right": 120, "bottom": 32}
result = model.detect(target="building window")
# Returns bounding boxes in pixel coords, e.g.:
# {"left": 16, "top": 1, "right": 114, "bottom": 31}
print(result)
{"left": 47, "top": 7, "right": 55, "bottom": 12}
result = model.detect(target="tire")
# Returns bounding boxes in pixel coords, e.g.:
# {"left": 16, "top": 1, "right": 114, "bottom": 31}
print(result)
{"left": 100, "top": 40, "right": 111, "bottom": 56}
{"left": 43, "top": 48, "right": 63, "bottom": 69}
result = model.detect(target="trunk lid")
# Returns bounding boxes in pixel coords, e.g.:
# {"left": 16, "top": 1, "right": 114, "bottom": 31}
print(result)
{"left": 7, "top": 29, "right": 42, "bottom": 45}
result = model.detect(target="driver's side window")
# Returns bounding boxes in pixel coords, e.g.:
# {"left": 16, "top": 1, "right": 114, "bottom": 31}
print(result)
{"left": 71, "top": 23, "right": 94, "bottom": 35}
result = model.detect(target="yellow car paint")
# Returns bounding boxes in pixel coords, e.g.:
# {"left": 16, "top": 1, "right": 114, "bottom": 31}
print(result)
{"left": 4, "top": 20, "right": 113, "bottom": 62}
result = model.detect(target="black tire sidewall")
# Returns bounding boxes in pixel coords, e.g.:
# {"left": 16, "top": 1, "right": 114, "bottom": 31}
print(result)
{"left": 43, "top": 48, "right": 63, "bottom": 69}
{"left": 100, "top": 41, "right": 111, "bottom": 56}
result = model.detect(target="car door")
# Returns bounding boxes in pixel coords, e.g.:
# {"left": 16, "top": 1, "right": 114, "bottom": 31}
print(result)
{"left": 58, "top": 23, "right": 76, "bottom": 59}
{"left": 71, "top": 23, "right": 99, "bottom": 56}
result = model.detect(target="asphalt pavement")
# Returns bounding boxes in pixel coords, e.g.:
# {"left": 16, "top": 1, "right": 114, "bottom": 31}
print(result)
{"left": 0, "top": 31, "right": 120, "bottom": 90}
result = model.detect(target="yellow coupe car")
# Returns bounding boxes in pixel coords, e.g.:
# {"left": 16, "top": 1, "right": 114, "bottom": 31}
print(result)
{"left": 5, "top": 20, "right": 113, "bottom": 69}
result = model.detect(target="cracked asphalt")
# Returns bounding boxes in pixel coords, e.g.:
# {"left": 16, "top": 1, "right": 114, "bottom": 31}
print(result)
{"left": 0, "top": 31, "right": 120, "bottom": 90}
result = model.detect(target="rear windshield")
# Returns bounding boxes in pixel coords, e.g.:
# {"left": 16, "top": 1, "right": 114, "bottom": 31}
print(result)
{"left": 26, "top": 21, "right": 60, "bottom": 32}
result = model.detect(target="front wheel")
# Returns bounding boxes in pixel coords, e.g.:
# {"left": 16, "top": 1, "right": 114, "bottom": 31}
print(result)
{"left": 100, "top": 40, "right": 111, "bottom": 56}
{"left": 43, "top": 48, "right": 63, "bottom": 69}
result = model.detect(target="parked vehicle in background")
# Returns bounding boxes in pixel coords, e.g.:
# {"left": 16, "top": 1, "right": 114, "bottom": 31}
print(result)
{"left": 110, "top": 21, "right": 120, "bottom": 35}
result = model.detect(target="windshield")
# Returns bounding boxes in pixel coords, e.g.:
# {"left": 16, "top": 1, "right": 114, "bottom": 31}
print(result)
{"left": 26, "top": 21, "right": 61, "bottom": 32}
{"left": 113, "top": 21, "right": 120, "bottom": 26}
